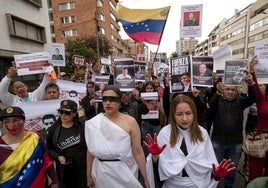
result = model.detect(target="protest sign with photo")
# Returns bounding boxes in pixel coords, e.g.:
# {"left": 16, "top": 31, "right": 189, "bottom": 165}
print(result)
{"left": 180, "top": 4, "right": 203, "bottom": 38}
{"left": 72, "top": 55, "right": 86, "bottom": 67}
{"left": 14, "top": 52, "right": 53, "bottom": 76}
{"left": 17, "top": 99, "right": 60, "bottom": 133}
{"left": 50, "top": 43, "right": 65, "bottom": 66}
{"left": 224, "top": 59, "right": 247, "bottom": 86}
{"left": 169, "top": 56, "right": 192, "bottom": 93}
{"left": 94, "top": 75, "right": 110, "bottom": 102}
{"left": 134, "top": 61, "right": 146, "bottom": 82}
{"left": 114, "top": 58, "right": 135, "bottom": 91}
{"left": 56, "top": 79, "right": 86, "bottom": 101}
{"left": 254, "top": 41, "right": 268, "bottom": 83}
{"left": 141, "top": 92, "right": 159, "bottom": 119}
{"left": 192, "top": 56, "right": 213, "bottom": 87}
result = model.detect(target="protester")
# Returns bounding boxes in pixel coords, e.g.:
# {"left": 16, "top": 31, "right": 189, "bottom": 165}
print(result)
{"left": 144, "top": 94, "right": 235, "bottom": 188}
{"left": 141, "top": 81, "right": 161, "bottom": 156}
{"left": 59, "top": 72, "right": 69, "bottom": 80}
{"left": 74, "top": 73, "right": 85, "bottom": 83}
{"left": 163, "top": 73, "right": 207, "bottom": 128}
{"left": 44, "top": 83, "right": 60, "bottom": 100}
{"left": 152, "top": 75, "right": 166, "bottom": 126}
{"left": 46, "top": 99, "right": 88, "bottom": 188}
{"left": 80, "top": 81, "right": 97, "bottom": 119}
{"left": 209, "top": 70, "right": 256, "bottom": 188}
{"left": 120, "top": 88, "right": 149, "bottom": 127}
{"left": 246, "top": 57, "right": 268, "bottom": 182}
{"left": 85, "top": 85, "right": 149, "bottom": 188}
{"left": 0, "top": 66, "right": 51, "bottom": 106}
{"left": 0, "top": 106, "right": 58, "bottom": 188}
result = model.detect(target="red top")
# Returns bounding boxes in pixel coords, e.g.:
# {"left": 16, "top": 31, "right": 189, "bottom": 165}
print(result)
{"left": 252, "top": 72, "right": 268, "bottom": 130}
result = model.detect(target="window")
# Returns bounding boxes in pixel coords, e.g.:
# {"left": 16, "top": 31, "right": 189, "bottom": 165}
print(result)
{"left": 61, "top": 29, "right": 78, "bottom": 37}
{"left": 111, "top": 24, "right": 117, "bottom": 31}
{"left": 59, "top": 2, "right": 75, "bottom": 11}
{"left": 97, "top": 14, "right": 105, "bottom": 22}
{"left": 98, "top": 27, "right": 105, "bottom": 35}
{"left": 109, "top": 1, "right": 116, "bottom": 10}
{"left": 48, "top": 12, "right": 53, "bottom": 21}
{"left": 6, "top": 14, "right": 46, "bottom": 43}
{"left": 25, "top": 0, "right": 42, "bottom": 7}
{"left": 110, "top": 12, "right": 116, "bottom": 22}
{"left": 97, "top": 0, "right": 103, "bottom": 7}
{"left": 50, "top": 25, "right": 55, "bottom": 34}
{"left": 60, "top": 16, "right": 76, "bottom": 24}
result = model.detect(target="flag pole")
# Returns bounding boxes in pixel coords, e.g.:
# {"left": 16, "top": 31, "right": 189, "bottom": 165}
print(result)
{"left": 152, "top": 6, "right": 171, "bottom": 67}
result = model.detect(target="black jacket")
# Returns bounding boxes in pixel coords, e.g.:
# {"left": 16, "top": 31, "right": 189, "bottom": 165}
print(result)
{"left": 209, "top": 85, "right": 256, "bottom": 144}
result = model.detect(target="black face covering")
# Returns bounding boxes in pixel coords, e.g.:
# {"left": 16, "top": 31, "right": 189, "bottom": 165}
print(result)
{"left": 102, "top": 96, "right": 121, "bottom": 103}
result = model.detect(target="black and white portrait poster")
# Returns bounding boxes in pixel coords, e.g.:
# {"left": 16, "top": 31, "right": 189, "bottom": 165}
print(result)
{"left": 169, "top": 56, "right": 192, "bottom": 93}
{"left": 192, "top": 56, "right": 213, "bottom": 87}
{"left": 94, "top": 75, "right": 110, "bottom": 102}
{"left": 254, "top": 41, "right": 268, "bottom": 83}
{"left": 134, "top": 61, "right": 146, "bottom": 82}
{"left": 114, "top": 58, "right": 135, "bottom": 91}
{"left": 224, "top": 59, "right": 247, "bottom": 86}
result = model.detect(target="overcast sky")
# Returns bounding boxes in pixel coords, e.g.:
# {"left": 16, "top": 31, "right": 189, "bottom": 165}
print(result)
{"left": 119, "top": 0, "right": 257, "bottom": 56}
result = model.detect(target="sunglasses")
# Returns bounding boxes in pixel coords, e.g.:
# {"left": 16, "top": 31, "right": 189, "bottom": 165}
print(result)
{"left": 102, "top": 96, "right": 121, "bottom": 103}
{"left": 58, "top": 110, "right": 72, "bottom": 115}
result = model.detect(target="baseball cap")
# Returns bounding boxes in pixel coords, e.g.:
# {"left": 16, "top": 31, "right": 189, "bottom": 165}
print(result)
{"left": 58, "top": 100, "right": 78, "bottom": 112}
{"left": 0, "top": 106, "right": 25, "bottom": 121}
{"left": 60, "top": 72, "right": 67, "bottom": 76}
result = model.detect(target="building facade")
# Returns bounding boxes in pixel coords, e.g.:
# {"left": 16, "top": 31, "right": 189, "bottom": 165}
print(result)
{"left": 176, "top": 38, "right": 199, "bottom": 56}
{"left": 0, "top": 0, "right": 51, "bottom": 79}
{"left": 195, "top": 0, "right": 268, "bottom": 59}
{"left": 49, "top": 0, "right": 130, "bottom": 59}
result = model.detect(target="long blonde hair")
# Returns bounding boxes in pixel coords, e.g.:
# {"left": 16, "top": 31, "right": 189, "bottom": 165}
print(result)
{"left": 169, "top": 94, "right": 204, "bottom": 147}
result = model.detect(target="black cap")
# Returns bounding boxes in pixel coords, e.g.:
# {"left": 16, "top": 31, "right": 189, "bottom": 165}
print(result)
{"left": 0, "top": 106, "right": 25, "bottom": 121}
{"left": 58, "top": 100, "right": 78, "bottom": 112}
{"left": 103, "top": 85, "right": 122, "bottom": 97}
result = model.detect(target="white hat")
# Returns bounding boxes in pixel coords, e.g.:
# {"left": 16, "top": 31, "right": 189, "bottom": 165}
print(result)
{"left": 60, "top": 72, "right": 67, "bottom": 76}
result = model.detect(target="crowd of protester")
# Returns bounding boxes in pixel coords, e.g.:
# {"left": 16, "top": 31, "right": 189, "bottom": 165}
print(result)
{"left": 0, "top": 56, "right": 267, "bottom": 188}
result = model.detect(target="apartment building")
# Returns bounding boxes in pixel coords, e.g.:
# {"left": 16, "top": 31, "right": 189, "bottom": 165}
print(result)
{"left": 176, "top": 38, "right": 199, "bottom": 56}
{"left": 195, "top": 0, "right": 268, "bottom": 59}
{"left": 49, "top": 0, "right": 132, "bottom": 59}
{"left": 0, "top": 0, "right": 51, "bottom": 79}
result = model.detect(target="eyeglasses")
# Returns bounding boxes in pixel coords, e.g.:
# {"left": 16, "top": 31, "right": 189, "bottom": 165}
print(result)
{"left": 58, "top": 110, "right": 72, "bottom": 115}
{"left": 87, "top": 86, "right": 94, "bottom": 88}
{"left": 102, "top": 96, "right": 121, "bottom": 103}
{"left": 14, "top": 84, "right": 26, "bottom": 90}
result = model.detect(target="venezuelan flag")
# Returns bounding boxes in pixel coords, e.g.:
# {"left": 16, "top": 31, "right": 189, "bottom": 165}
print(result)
{"left": 0, "top": 132, "right": 52, "bottom": 188}
{"left": 116, "top": 4, "right": 170, "bottom": 45}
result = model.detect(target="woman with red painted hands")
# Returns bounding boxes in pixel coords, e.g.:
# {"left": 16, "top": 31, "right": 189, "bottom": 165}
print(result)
{"left": 143, "top": 94, "right": 235, "bottom": 188}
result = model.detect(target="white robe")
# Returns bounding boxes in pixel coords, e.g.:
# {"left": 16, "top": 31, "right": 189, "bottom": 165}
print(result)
{"left": 146, "top": 125, "right": 219, "bottom": 188}
{"left": 84, "top": 113, "right": 142, "bottom": 188}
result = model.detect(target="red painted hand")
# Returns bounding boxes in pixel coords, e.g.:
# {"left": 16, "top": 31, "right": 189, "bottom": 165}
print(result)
{"left": 212, "top": 159, "right": 236, "bottom": 178}
{"left": 143, "top": 133, "right": 167, "bottom": 155}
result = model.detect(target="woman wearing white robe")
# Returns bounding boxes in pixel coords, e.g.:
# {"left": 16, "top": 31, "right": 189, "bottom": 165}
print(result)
{"left": 85, "top": 85, "right": 149, "bottom": 188}
{"left": 145, "top": 94, "right": 235, "bottom": 188}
